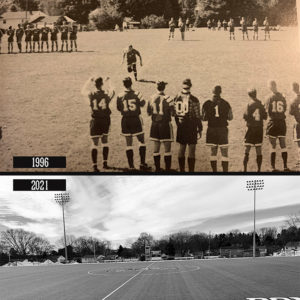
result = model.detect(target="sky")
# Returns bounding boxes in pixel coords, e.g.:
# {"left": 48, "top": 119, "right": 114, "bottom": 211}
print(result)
{"left": 0, "top": 176, "right": 299, "bottom": 248}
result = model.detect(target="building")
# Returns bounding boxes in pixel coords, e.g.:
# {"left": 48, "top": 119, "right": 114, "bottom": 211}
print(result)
{"left": 31, "top": 15, "right": 75, "bottom": 28}
{"left": 0, "top": 11, "right": 46, "bottom": 29}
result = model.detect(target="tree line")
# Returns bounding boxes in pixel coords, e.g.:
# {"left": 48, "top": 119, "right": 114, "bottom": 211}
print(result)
{"left": 1, "top": 0, "right": 297, "bottom": 28}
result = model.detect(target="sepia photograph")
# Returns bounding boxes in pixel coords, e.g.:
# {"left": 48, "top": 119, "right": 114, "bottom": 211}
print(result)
{"left": 0, "top": 0, "right": 300, "bottom": 173}
{"left": 0, "top": 176, "right": 300, "bottom": 299}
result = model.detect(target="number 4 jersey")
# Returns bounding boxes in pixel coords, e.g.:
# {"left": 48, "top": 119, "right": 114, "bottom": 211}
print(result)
{"left": 244, "top": 99, "right": 267, "bottom": 127}
{"left": 117, "top": 89, "right": 145, "bottom": 117}
{"left": 265, "top": 92, "right": 287, "bottom": 120}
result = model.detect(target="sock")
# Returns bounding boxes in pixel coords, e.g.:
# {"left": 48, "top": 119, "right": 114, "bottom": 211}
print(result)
{"left": 103, "top": 146, "right": 109, "bottom": 166}
{"left": 153, "top": 154, "right": 160, "bottom": 172}
{"left": 210, "top": 156, "right": 217, "bottom": 172}
{"left": 281, "top": 151, "right": 288, "bottom": 169}
{"left": 139, "top": 145, "right": 146, "bottom": 165}
{"left": 178, "top": 156, "right": 185, "bottom": 172}
{"left": 271, "top": 152, "right": 276, "bottom": 169}
{"left": 222, "top": 160, "right": 229, "bottom": 172}
{"left": 256, "top": 155, "right": 263, "bottom": 172}
{"left": 91, "top": 148, "right": 97, "bottom": 165}
{"left": 188, "top": 157, "right": 195, "bottom": 172}
{"left": 164, "top": 154, "right": 172, "bottom": 171}
{"left": 126, "top": 149, "right": 134, "bottom": 168}
{"left": 243, "top": 153, "right": 249, "bottom": 172}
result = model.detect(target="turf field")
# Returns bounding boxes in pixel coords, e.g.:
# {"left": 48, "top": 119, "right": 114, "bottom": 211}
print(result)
{"left": 1, "top": 28, "right": 300, "bottom": 172}
{"left": 0, "top": 257, "right": 299, "bottom": 300}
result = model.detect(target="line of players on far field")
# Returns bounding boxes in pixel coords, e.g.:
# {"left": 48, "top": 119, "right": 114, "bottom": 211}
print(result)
{"left": 0, "top": 21, "right": 78, "bottom": 54}
{"left": 81, "top": 75, "right": 300, "bottom": 173}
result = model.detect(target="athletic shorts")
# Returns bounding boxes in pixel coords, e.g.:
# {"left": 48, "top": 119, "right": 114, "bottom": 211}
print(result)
{"left": 51, "top": 37, "right": 58, "bottom": 41}
{"left": 230, "top": 28, "right": 234, "bottom": 33}
{"left": 70, "top": 35, "right": 77, "bottom": 40}
{"left": 206, "top": 126, "right": 228, "bottom": 147}
{"left": 25, "top": 36, "right": 31, "bottom": 42}
{"left": 90, "top": 118, "right": 110, "bottom": 138}
{"left": 33, "top": 37, "right": 40, "bottom": 42}
{"left": 150, "top": 121, "right": 173, "bottom": 142}
{"left": 170, "top": 28, "right": 175, "bottom": 32}
{"left": 61, "top": 34, "right": 68, "bottom": 41}
{"left": 244, "top": 126, "right": 263, "bottom": 146}
{"left": 242, "top": 27, "right": 248, "bottom": 32}
{"left": 127, "top": 63, "right": 137, "bottom": 73}
{"left": 293, "top": 123, "right": 300, "bottom": 142}
{"left": 41, "top": 37, "right": 48, "bottom": 42}
{"left": 176, "top": 120, "right": 198, "bottom": 145}
{"left": 266, "top": 119, "right": 286, "bottom": 138}
{"left": 8, "top": 37, "right": 13, "bottom": 43}
{"left": 121, "top": 116, "right": 143, "bottom": 136}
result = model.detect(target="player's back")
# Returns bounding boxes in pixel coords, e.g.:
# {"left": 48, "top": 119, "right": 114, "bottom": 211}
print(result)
{"left": 126, "top": 49, "right": 139, "bottom": 64}
{"left": 244, "top": 99, "right": 267, "bottom": 127}
{"left": 266, "top": 92, "right": 287, "bottom": 120}
{"left": 117, "top": 89, "right": 145, "bottom": 117}
{"left": 89, "top": 90, "right": 112, "bottom": 119}
{"left": 290, "top": 94, "right": 300, "bottom": 123}
{"left": 148, "top": 93, "right": 172, "bottom": 122}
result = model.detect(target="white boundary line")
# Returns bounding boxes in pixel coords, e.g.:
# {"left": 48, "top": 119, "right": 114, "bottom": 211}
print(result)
{"left": 101, "top": 261, "right": 156, "bottom": 300}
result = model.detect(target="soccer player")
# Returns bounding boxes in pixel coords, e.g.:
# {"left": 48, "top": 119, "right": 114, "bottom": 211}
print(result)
{"left": 81, "top": 76, "right": 115, "bottom": 172}
{"left": 207, "top": 19, "right": 211, "bottom": 30}
{"left": 122, "top": 45, "right": 142, "bottom": 81}
{"left": 41, "top": 22, "right": 50, "bottom": 52}
{"left": 60, "top": 21, "right": 69, "bottom": 52}
{"left": 7, "top": 26, "right": 15, "bottom": 54}
{"left": 253, "top": 18, "right": 259, "bottom": 40}
{"left": 222, "top": 19, "right": 228, "bottom": 31}
{"left": 50, "top": 22, "right": 59, "bottom": 52}
{"left": 211, "top": 19, "right": 216, "bottom": 31}
{"left": 117, "top": 77, "right": 150, "bottom": 171}
{"left": 168, "top": 17, "right": 176, "bottom": 40}
{"left": 186, "top": 18, "right": 190, "bottom": 31}
{"left": 228, "top": 18, "right": 235, "bottom": 40}
{"left": 178, "top": 17, "right": 185, "bottom": 41}
{"left": 32, "top": 24, "right": 40, "bottom": 53}
{"left": 243, "top": 88, "right": 267, "bottom": 172}
{"left": 147, "top": 81, "right": 173, "bottom": 172}
{"left": 240, "top": 17, "right": 249, "bottom": 40}
{"left": 24, "top": 24, "right": 32, "bottom": 53}
{"left": 265, "top": 80, "right": 289, "bottom": 172}
{"left": 69, "top": 23, "right": 78, "bottom": 52}
{"left": 173, "top": 79, "right": 202, "bottom": 172}
{"left": 202, "top": 86, "right": 233, "bottom": 172}
{"left": 263, "top": 17, "right": 270, "bottom": 40}
{"left": 217, "top": 20, "right": 222, "bottom": 31}
{"left": 289, "top": 82, "right": 300, "bottom": 169}
{"left": 16, "top": 24, "right": 24, "bottom": 53}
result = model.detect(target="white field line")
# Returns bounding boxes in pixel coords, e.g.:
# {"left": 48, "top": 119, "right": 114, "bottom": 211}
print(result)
{"left": 101, "top": 261, "right": 156, "bottom": 300}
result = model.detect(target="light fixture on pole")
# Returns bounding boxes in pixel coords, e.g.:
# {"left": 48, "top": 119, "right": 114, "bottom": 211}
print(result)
{"left": 246, "top": 179, "right": 264, "bottom": 258}
{"left": 55, "top": 192, "right": 70, "bottom": 263}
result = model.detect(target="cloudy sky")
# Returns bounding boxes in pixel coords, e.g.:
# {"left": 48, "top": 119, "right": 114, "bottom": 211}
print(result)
{"left": 0, "top": 176, "right": 299, "bottom": 248}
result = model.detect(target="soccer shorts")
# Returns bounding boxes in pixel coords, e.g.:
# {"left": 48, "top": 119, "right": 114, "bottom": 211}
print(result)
{"left": 150, "top": 121, "right": 173, "bottom": 142}
{"left": 121, "top": 116, "right": 143, "bottom": 136}
{"left": 170, "top": 28, "right": 175, "bottom": 33}
{"left": 41, "top": 37, "right": 48, "bottom": 42}
{"left": 293, "top": 123, "right": 300, "bottom": 142}
{"left": 206, "top": 127, "right": 228, "bottom": 147}
{"left": 70, "top": 35, "right": 77, "bottom": 40}
{"left": 127, "top": 63, "right": 137, "bottom": 73}
{"left": 266, "top": 119, "right": 286, "bottom": 138}
{"left": 33, "top": 37, "right": 40, "bottom": 42}
{"left": 61, "top": 34, "right": 68, "bottom": 41}
{"left": 244, "top": 126, "right": 263, "bottom": 146}
{"left": 51, "top": 37, "right": 58, "bottom": 41}
{"left": 8, "top": 37, "right": 13, "bottom": 43}
{"left": 25, "top": 36, "right": 31, "bottom": 42}
{"left": 176, "top": 120, "right": 198, "bottom": 145}
{"left": 90, "top": 118, "right": 110, "bottom": 138}
{"left": 230, "top": 28, "right": 234, "bottom": 33}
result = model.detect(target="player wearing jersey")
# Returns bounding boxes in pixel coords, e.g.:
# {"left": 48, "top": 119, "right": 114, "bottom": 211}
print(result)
{"left": 24, "top": 25, "right": 32, "bottom": 53}
{"left": 228, "top": 18, "right": 235, "bottom": 40}
{"left": 217, "top": 20, "right": 222, "bottom": 31}
{"left": 265, "top": 80, "right": 289, "bottom": 172}
{"left": 253, "top": 18, "right": 259, "bottom": 40}
{"left": 263, "top": 17, "right": 270, "bottom": 40}
{"left": 289, "top": 82, "right": 300, "bottom": 169}
{"left": 169, "top": 18, "right": 176, "bottom": 40}
{"left": 81, "top": 76, "right": 115, "bottom": 172}
{"left": 147, "top": 81, "right": 173, "bottom": 172}
{"left": 178, "top": 18, "right": 185, "bottom": 41}
{"left": 7, "top": 26, "right": 14, "bottom": 54}
{"left": 69, "top": 23, "right": 78, "bottom": 52}
{"left": 174, "top": 79, "right": 202, "bottom": 172}
{"left": 122, "top": 45, "right": 142, "bottom": 81}
{"left": 61, "top": 21, "right": 69, "bottom": 52}
{"left": 50, "top": 23, "right": 59, "bottom": 52}
{"left": 223, "top": 20, "right": 228, "bottom": 31}
{"left": 207, "top": 19, "right": 211, "bottom": 30}
{"left": 243, "top": 89, "right": 267, "bottom": 172}
{"left": 32, "top": 24, "right": 40, "bottom": 52}
{"left": 117, "top": 77, "right": 150, "bottom": 171}
{"left": 41, "top": 23, "right": 50, "bottom": 52}
{"left": 202, "top": 86, "right": 233, "bottom": 172}
{"left": 240, "top": 17, "right": 249, "bottom": 40}
{"left": 16, "top": 24, "right": 24, "bottom": 53}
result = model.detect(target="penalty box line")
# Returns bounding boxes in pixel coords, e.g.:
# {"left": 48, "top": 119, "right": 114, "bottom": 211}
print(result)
{"left": 101, "top": 261, "right": 156, "bottom": 300}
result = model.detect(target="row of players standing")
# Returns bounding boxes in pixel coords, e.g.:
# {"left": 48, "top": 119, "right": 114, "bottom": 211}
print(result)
{"left": 0, "top": 21, "right": 78, "bottom": 54}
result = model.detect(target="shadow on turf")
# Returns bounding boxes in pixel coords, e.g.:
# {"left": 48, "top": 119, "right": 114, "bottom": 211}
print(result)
{"left": 138, "top": 79, "right": 156, "bottom": 84}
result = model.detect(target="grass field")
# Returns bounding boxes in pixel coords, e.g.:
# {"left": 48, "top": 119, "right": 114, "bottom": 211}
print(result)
{"left": 0, "top": 257, "right": 299, "bottom": 300}
{"left": 1, "top": 28, "right": 300, "bottom": 172}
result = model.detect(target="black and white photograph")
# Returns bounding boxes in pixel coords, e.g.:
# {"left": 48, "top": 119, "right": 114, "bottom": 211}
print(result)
{"left": 0, "top": 176, "right": 300, "bottom": 300}
{"left": 0, "top": 0, "right": 300, "bottom": 172}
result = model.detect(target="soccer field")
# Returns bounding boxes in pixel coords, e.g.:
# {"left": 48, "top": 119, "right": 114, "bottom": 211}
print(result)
{"left": 0, "top": 257, "right": 299, "bottom": 300}
{"left": 1, "top": 28, "right": 300, "bottom": 172}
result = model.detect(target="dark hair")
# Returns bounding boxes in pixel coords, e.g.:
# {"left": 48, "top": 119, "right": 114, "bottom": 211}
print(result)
{"left": 95, "top": 77, "right": 103, "bottom": 89}
{"left": 123, "top": 77, "right": 132, "bottom": 88}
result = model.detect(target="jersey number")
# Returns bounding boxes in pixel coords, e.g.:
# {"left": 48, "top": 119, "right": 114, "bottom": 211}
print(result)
{"left": 176, "top": 101, "right": 189, "bottom": 116}
{"left": 252, "top": 109, "right": 260, "bottom": 121}
{"left": 152, "top": 99, "right": 163, "bottom": 115}
{"left": 271, "top": 101, "right": 284, "bottom": 113}
{"left": 123, "top": 99, "right": 137, "bottom": 112}
{"left": 215, "top": 105, "right": 220, "bottom": 117}
{"left": 92, "top": 98, "right": 107, "bottom": 110}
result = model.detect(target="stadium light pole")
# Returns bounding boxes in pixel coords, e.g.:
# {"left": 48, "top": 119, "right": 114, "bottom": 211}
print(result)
{"left": 246, "top": 180, "right": 264, "bottom": 258}
{"left": 55, "top": 192, "right": 70, "bottom": 263}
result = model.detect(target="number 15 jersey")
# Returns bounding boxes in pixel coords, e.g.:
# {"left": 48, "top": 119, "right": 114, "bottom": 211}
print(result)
{"left": 117, "top": 89, "right": 145, "bottom": 117}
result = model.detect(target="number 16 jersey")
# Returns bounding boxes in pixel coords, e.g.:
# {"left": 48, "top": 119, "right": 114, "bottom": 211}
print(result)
{"left": 265, "top": 92, "right": 287, "bottom": 120}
